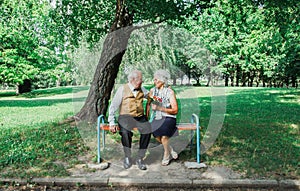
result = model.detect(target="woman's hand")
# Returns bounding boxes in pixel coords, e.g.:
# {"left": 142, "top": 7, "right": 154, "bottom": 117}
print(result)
{"left": 109, "top": 125, "right": 118, "bottom": 133}
{"left": 151, "top": 103, "right": 158, "bottom": 111}
{"left": 152, "top": 104, "right": 166, "bottom": 113}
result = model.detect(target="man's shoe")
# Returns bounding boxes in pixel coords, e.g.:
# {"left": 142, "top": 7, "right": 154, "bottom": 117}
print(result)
{"left": 123, "top": 157, "right": 132, "bottom": 169}
{"left": 136, "top": 158, "right": 147, "bottom": 170}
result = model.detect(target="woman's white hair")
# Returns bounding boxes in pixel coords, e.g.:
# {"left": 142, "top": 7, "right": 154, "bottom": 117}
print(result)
{"left": 154, "top": 69, "right": 170, "bottom": 85}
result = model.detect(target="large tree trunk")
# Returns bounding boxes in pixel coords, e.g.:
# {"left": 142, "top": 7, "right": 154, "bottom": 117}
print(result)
{"left": 75, "top": 1, "right": 134, "bottom": 123}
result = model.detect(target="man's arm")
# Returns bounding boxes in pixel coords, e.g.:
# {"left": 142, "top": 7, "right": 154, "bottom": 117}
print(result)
{"left": 108, "top": 86, "right": 123, "bottom": 132}
{"left": 141, "top": 86, "right": 149, "bottom": 99}
{"left": 146, "top": 89, "right": 153, "bottom": 119}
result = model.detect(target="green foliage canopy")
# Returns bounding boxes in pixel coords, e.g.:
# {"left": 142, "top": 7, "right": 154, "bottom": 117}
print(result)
{"left": 0, "top": 0, "right": 72, "bottom": 90}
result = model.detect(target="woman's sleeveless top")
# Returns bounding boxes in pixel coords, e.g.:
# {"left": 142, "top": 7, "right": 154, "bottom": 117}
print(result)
{"left": 152, "top": 87, "right": 176, "bottom": 119}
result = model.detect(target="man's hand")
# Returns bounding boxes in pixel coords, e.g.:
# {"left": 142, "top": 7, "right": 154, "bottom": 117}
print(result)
{"left": 109, "top": 125, "right": 118, "bottom": 133}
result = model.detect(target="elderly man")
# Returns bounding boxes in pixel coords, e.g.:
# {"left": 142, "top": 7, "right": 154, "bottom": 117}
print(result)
{"left": 108, "top": 70, "right": 151, "bottom": 170}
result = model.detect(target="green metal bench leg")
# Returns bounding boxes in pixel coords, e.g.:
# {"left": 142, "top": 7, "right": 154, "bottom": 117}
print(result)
{"left": 102, "top": 124, "right": 105, "bottom": 150}
{"left": 97, "top": 114, "right": 107, "bottom": 163}
{"left": 97, "top": 115, "right": 107, "bottom": 163}
{"left": 97, "top": 115, "right": 102, "bottom": 163}
{"left": 192, "top": 113, "right": 200, "bottom": 163}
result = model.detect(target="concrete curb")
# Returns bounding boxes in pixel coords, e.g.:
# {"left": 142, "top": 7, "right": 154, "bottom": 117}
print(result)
{"left": 279, "top": 180, "right": 300, "bottom": 190}
{"left": 109, "top": 178, "right": 192, "bottom": 188}
{"left": 192, "top": 179, "right": 278, "bottom": 189}
{"left": 32, "top": 177, "right": 108, "bottom": 186}
{"left": 1, "top": 177, "right": 299, "bottom": 190}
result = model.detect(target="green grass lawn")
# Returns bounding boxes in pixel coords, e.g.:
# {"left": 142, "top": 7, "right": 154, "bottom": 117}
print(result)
{"left": 0, "top": 86, "right": 299, "bottom": 180}
{"left": 199, "top": 87, "right": 299, "bottom": 179}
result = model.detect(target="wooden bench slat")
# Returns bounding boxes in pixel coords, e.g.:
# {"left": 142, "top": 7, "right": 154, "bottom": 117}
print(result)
{"left": 100, "top": 123, "right": 197, "bottom": 131}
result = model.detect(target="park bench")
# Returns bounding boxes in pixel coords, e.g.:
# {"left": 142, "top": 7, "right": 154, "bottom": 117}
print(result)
{"left": 97, "top": 113, "right": 201, "bottom": 164}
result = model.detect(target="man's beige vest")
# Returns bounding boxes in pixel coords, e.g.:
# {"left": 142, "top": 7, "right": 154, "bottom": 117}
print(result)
{"left": 119, "top": 84, "right": 144, "bottom": 117}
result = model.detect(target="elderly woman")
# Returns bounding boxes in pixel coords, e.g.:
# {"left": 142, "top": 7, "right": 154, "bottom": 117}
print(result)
{"left": 146, "top": 69, "right": 179, "bottom": 166}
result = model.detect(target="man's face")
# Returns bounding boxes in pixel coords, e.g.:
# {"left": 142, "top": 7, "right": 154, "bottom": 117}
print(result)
{"left": 131, "top": 72, "right": 143, "bottom": 89}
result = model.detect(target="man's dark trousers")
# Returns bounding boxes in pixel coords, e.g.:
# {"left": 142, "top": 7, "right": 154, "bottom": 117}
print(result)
{"left": 118, "top": 115, "right": 151, "bottom": 158}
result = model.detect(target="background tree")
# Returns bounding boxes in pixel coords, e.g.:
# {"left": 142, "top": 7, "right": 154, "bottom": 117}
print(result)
{"left": 0, "top": 0, "right": 70, "bottom": 93}
{"left": 180, "top": 0, "right": 299, "bottom": 87}
{"left": 2, "top": 0, "right": 297, "bottom": 119}
{"left": 52, "top": 0, "right": 208, "bottom": 123}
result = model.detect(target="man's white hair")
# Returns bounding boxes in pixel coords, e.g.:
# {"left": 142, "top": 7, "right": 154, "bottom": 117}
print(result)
{"left": 127, "top": 70, "right": 141, "bottom": 81}
{"left": 154, "top": 69, "right": 170, "bottom": 85}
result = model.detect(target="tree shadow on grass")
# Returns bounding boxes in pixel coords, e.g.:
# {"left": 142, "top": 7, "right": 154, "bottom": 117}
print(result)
{"left": 0, "top": 97, "right": 86, "bottom": 107}
{"left": 0, "top": 86, "right": 90, "bottom": 98}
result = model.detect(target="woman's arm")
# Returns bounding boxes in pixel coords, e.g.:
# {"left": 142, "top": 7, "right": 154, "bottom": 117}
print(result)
{"left": 152, "top": 89, "right": 178, "bottom": 115}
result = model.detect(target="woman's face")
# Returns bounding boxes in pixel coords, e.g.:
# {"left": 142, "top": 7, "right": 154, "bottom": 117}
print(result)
{"left": 153, "top": 76, "right": 164, "bottom": 89}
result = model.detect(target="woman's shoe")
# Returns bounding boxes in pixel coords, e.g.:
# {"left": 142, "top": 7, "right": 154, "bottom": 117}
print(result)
{"left": 170, "top": 146, "right": 178, "bottom": 159}
{"left": 162, "top": 155, "right": 171, "bottom": 166}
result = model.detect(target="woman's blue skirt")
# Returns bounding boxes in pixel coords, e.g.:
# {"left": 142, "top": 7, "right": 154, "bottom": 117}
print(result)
{"left": 151, "top": 117, "right": 178, "bottom": 137}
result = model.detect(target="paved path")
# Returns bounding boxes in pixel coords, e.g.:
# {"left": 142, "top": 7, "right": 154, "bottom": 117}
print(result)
{"left": 1, "top": 161, "right": 299, "bottom": 190}
{"left": 0, "top": 165, "right": 299, "bottom": 190}
{"left": 1, "top": 145, "right": 299, "bottom": 190}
